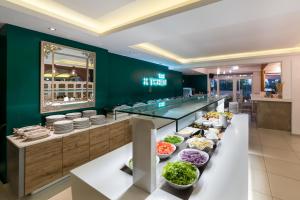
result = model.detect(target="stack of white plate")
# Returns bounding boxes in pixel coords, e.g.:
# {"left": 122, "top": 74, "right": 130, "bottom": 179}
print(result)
{"left": 46, "top": 115, "right": 66, "bottom": 126}
{"left": 73, "top": 117, "right": 90, "bottom": 129}
{"left": 53, "top": 120, "right": 73, "bottom": 134}
{"left": 90, "top": 115, "right": 106, "bottom": 125}
{"left": 82, "top": 110, "right": 97, "bottom": 118}
{"left": 65, "top": 112, "right": 82, "bottom": 120}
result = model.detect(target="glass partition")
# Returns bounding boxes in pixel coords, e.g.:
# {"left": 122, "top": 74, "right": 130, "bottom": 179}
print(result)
{"left": 117, "top": 95, "right": 226, "bottom": 120}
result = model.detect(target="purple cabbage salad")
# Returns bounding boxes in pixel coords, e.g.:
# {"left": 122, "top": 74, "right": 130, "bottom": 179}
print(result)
{"left": 179, "top": 149, "right": 209, "bottom": 167}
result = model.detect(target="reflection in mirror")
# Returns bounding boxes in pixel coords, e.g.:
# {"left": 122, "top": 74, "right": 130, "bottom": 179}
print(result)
{"left": 41, "top": 41, "right": 96, "bottom": 113}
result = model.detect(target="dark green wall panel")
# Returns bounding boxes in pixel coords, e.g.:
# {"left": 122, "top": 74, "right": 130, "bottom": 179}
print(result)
{"left": 0, "top": 26, "right": 7, "bottom": 182}
{"left": 0, "top": 24, "right": 182, "bottom": 182}
{"left": 107, "top": 53, "right": 182, "bottom": 106}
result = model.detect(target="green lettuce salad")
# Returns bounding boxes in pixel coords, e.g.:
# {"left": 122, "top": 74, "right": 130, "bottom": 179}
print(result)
{"left": 163, "top": 135, "right": 183, "bottom": 145}
{"left": 162, "top": 161, "right": 198, "bottom": 185}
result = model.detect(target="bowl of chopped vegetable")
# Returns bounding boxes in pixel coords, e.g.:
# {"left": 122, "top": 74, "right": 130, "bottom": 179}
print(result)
{"left": 162, "top": 161, "right": 200, "bottom": 190}
{"left": 186, "top": 137, "right": 214, "bottom": 151}
{"left": 178, "top": 149, "right": 209, "bottom": 167}
{"left": 126, "top": 156, "right": 160, "bottom": 170}
{"left": 156, "top": 141, "right": 176, "bottom": 159}
{"left": 163, "top": 135, "right": 184, "bottom": 146}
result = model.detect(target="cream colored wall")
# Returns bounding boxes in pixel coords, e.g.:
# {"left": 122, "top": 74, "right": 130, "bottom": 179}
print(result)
{"left": 291, "top": 55, "right": 300, "bottom": 135}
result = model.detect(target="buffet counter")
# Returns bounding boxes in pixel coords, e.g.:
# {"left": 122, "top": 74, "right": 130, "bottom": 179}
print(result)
{"left": 251, "top": 95, "right": 292, "bottom": 102}
{"left": 71, "top": 114, "right": 249, "bottom": 200}
{"left": 6, "top": 116, "right": 133, "bottom": 197}
{"left": 251, "top": 95, "right": 292, "bottom": 131}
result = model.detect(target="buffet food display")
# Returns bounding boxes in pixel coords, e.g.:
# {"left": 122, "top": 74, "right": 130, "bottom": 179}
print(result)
{"left": 122, "top": 111, "right": 233, "bottom": 191}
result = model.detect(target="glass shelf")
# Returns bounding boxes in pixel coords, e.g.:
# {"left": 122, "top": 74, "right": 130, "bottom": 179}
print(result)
{"left": 116, "top": 95, "right": 226, "bottom": 121}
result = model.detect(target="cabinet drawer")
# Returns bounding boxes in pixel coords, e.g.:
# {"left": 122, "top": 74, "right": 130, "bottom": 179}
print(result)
{"left": 90, "top": 140, "right": 109, "bottom": 160}
{"left": 90, "top": 126, "right": 109, "bottom": 160}
{"left": 109, "top": 133, "right": 125, "bottom": 151}
{"left": 90, "top": 126, "right": 109, "bottom": 145}
{"left": 124, "top": 124, "right": 132, "bottom": 144}
{"left": 25, "top": 138, "right": 62, "bottom": 194}
{"left": 63, "top": 131, "right": 89, "bottom": 175}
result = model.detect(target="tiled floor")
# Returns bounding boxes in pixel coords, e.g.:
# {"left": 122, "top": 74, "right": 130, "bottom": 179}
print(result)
{"left": 249, "top": 125, "right": 300, "bottom": 200}
{"left": 1, "top": 124, "right": 300, "bottom": 200}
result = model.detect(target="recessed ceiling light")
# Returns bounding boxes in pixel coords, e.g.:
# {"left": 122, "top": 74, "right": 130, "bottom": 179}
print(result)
{"left": 229, "top": 70, "right": 232, "bottom": 73}
{"left": 232, "top": 66, "right": 239, "bottom": 70}
{"left": 48, "top": 27, "right": 56, "bottom": 31}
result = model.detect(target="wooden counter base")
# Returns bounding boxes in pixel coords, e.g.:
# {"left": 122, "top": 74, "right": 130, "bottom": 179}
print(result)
{"left": 7, "top": 118, "right": 132, "bottom": 197}
{"left": 255, "top": 101, "right": 291, "bottom": 131}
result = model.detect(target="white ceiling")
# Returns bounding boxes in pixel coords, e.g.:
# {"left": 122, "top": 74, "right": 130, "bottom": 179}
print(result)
{"left": 1, "top": 0, "right": 300, "bottom": 74}
{"left": 55, "top": 0, "right": 134, "bottom": 19}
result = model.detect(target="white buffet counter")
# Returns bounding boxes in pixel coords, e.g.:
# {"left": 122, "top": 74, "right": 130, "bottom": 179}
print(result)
{"left": 71, "top": 114, "right": 249, "bottom": 200}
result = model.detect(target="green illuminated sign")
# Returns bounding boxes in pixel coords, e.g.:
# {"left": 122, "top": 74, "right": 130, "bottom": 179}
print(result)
{"left": 158, "top": 101, "right": 166, "bottom": 107}
{"left": 143, "top": 73, "right": 167, "bottom": 86}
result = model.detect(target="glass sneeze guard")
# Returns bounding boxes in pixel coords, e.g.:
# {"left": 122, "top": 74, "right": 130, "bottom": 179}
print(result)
{"left": 116, "top": 95, "right": 226, "bottom": 121}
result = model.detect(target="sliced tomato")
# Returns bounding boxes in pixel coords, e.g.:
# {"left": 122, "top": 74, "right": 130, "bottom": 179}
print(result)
{"left": 156, "top": 141, "right": 175, "bottom": 155}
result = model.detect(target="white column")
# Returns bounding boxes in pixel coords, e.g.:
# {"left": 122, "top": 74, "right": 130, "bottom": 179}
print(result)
{"left": 233, "top": 78, "right": 237, "bottom": 102}
{"left": 217, "top": 79, "right": 220, "bottom": 96}
{"left": 207, "top": 77, "right": 211, "bottom": 96}
{"left": 132, "top": 117, "right": 156, "bottom": 193}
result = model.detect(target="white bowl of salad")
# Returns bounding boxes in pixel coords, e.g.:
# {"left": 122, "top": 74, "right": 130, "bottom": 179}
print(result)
{"left": 163, "top": 135, "right": 184, "bottom": 146}
{"left": 178, "top": 149, "right": 209, "bottom": 167}
{"left": 126, "top": 156, "right": 160, "bottom": 170}
{"left": 162, "top": 161, "right": 200, "bottom": 190}
{"left": 186, "top": 137, "right": 214, "bottom": 151}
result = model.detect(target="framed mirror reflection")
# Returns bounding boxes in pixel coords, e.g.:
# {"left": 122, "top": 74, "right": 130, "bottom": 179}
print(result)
{"left": 40, "top": 41, "right": 96, "bottom": 113}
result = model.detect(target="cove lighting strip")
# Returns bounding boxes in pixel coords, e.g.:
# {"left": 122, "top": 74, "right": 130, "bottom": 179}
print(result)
{"left": 3, "top": 0, "right": 219, "bottom": 35}
{"left": 131, "top": 43, "right": 300, "bottom": 64}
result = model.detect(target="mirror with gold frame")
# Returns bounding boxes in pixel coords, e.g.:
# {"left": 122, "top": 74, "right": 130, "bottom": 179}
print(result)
{"left": 40, "top": 41, "right": 96, "bottom": 113}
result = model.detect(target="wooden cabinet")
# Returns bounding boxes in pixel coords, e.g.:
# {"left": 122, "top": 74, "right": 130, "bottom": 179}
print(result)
{"left": 24, "top": 138, "right": 62, "bottom": 194}
{"left": 109, "top": 121, "right": 126, "bottom": 151}
{"left": 89, "top": 126, "right": 109, "bottom": 160}
{"left": 17, "top": 118, "right": 132, "bottom": 196}
{"left": 124, "top": 120, "right": 132, "bottom": 144}
{"left": 62, "top": 131, "right": 89, "bottom": 175}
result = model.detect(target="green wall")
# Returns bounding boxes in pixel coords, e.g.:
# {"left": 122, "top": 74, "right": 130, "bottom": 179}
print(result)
{"left": 107, "top": 53, "right": 182, "bottom": 106}
{"left": 0, "top": 26, "right": 7, "bottom": 182}
{"left": 0, "top": 24, "right": 182, "bottom": 182}
{"left": 183, "top": 75, "right": 208, "bottom": 93}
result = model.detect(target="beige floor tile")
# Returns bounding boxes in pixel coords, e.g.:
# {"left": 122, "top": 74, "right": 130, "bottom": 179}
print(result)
{"left": 249, "top": 190, "right": 273, "bottom": 200}
{"left": 295, "top": 151, "right": 300, "bottom": 160}
{"left": 249, "top": 169, "right": 271, "bottom": 195}
{"left": 289, "top": 142, "right": 300, "bottom": 152}
{"left": 262, "top": 147, "right": 300, "bottom": 164}
{"left": 250, "top": 135, "right": 261, "bottom": 145}
{"left": 258, "top": 129, "right": 290, "bottom": 137}
{"left": 260, "top": 135, "right": 292, "bottom": 150}
{"left": 249, "top": 155, "right": 266, "bottom": 171}
{"left": 265, "top": 158, "right": 300, "bottom": 181}
{"left": 249, "top": 143, "right": 264, "bottom": 156}
{"left": 268, "top": 173, "right": 300, "bottom": 200}
{"left": 285, "top": 136, "right": 300, "bottom": 152}
{"left": 48, "top": 187, "right": 72, "bottom": 200}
